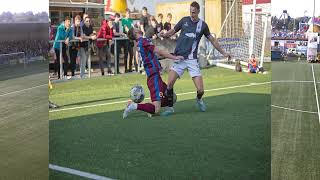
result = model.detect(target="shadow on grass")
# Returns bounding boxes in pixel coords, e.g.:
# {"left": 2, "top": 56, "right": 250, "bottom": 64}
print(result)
{"left": 49, "top": 92, "right": 270, "bottom": 180}
{"left": 59, "top": 96, "right": 128, "bottom": 108}
{"left": 0, "top": 61, "right": 48, "bottom": 81}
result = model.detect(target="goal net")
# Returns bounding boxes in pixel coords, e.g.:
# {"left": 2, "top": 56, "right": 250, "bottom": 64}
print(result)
{"left": 0, "top": 52, "right": 26, "bottom": 67}
{"left": 207, "top": 0, "right": 270, "bottom": 71}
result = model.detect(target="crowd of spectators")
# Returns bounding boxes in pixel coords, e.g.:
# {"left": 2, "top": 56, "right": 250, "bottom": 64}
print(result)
{"left": 0, "top": 40, "right": 48, "bottom": 62}
{"left": 49, "top": 6, "right": 176, "bottom": 79}
{"left": 0, "top": 7, "right": 176, "bottom": 71}
{"left": 272, "top": 29, "right": 308, "bottom": 39}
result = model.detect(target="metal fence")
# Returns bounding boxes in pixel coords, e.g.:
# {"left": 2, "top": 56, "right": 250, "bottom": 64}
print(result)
{"left": 49, "top": 36, "right": 131, "bottom": 79}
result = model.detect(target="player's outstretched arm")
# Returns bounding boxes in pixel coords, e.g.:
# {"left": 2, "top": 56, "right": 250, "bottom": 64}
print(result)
{"left": 160, "top": 29, "right": 176, "bottom": 38}
{"left": 208, "top": 35, "right": 230, "bottom": 59}
{"left": 154, "top": 47, "right": 184, "bottom": 60}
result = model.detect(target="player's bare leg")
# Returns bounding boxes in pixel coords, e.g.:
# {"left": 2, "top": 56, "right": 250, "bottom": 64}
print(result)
{"left": 167, "top": 70, "right": 179, "bottom": 89}
{"left": 123, "top": 101, "right": 161, "bottom": 119}
{"left": 192, "top": 76, "right": 206, "bottom": 112}
{"left": 161, "top": 70, "right": 179, "bottom": 116}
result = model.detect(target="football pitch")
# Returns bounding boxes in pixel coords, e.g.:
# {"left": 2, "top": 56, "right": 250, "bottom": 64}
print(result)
{"left": 49, "top": 65, "right": 271, "bottom": 179}
{"left": 0, "top": 61, "right": 48, "bottom": 179}
{"left": 272, "top": 61, "right": 320, "bottom": 180}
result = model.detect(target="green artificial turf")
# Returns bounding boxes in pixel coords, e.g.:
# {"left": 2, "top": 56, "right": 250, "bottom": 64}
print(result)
{"left": 49, "top": 66, "right": 271, "bottom": 180}
{"left": 0, "top": 61, "right": 49, "bottom": 180}
{"left": 271, "top": 61, "right": 320, "bottom": 180}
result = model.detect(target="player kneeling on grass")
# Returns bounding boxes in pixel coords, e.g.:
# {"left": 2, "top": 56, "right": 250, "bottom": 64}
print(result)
{"left": 248, "top": 54, "right": 259, "bottom": 73}
{"left": 123, "top": 28, "right": 184, "bottom": 118}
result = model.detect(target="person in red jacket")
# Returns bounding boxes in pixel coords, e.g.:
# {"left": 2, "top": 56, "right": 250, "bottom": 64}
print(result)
{"left": 96, "top": 19, "right": 114, "bottom": 75}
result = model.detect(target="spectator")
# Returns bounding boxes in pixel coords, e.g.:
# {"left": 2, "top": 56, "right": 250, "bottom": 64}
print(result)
{"left": 80, "top": 14, "right": 96, "bottom": 69}
{"left": 96, "top": 19, "right": 113, "bottom": 75}
{"left": 145, "top": 16, "right": 158, "bottom": 39}
{"left": 122, "top": 8, "right": 134, "bottom": 33}
{"left": 80, "top": 13, "right": 88, "bottom": 27}
{"left": 80, "top": 16, "right": 96, "bottom": 78}
{"left": 112, "top": 13, "right": 128, "bottom": 73}
{"left": 164, "top": 13, "right": 172, "bottom": 31}
{"left": 157, "top": 13, "right": 164, "bottom": 32}
{"left": 122, "top": 8, "right": 134, "bottom": 72}
{"left": 53, "top": 16, "right": 73, "bottom": 78}
{"left": 107, "top": 18, "right": 114, "bottom": 68}
{"left": 69, "top": 15, "right": 83, "bottom": 78}
{"left": 80, "top": 13, "right": 93, "bottom": 70}
{"left": 140, "top": 7, "right": 150, "bottom": 37}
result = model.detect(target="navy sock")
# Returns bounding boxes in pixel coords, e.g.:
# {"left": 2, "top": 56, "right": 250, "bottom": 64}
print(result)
{"left": 166, "top": 88, "right": 174, "bottom": 107}
{"left": 197, "top": 90, "right": 204, "bottom": 100}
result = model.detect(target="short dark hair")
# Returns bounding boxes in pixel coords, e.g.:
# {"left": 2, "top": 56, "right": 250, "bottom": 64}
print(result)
{"left": 125, "top": 8, "right": 131, "bottom": 13}
{"left": 167, "top": 13, "right": 172, "bottom": 18}
{"left": 190, "top": 1, "right": 200, "bottom": 10}
{"left": 64, "top": 16, "right": 71, "bottom": 21}
{"left": 142, "top": 7, "right": 147, "bottom": 11}
{"left": 158, "top": 13, "right": 163, "bottom": 18}
{"left": 115, "top": 13, "right": 120, "bottom": 18}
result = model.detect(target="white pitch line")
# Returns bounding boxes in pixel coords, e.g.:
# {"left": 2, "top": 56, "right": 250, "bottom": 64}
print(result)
{"left": 49, "top": 82, "right": 270, "bottom": 113}
{"left": 49, "top": 99, "right": 130, "bottom": 113}
{"left": 271, "top": 105, "right": 317, "bottom": 114}
{"left": 311, "top": 64, "right": 320, "bottom": 124}
{"left": 178, "top": 82, "right": 270, "bottom": 96}
{"left": 271, "top": 80, "right": 313, "bottom": 83}
{"left": 272, "top": 80, "right": 320, "bottom": 84}
{"left": 0, "top": 84, "right": 47, "bottom": 97}
{"left": 49, "top": 164, "right": 113, "bottom": 180}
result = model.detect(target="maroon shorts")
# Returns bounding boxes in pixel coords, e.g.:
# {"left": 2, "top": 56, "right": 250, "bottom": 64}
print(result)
{"left": 147, "top": 74, "right": 168, "bottom": 107}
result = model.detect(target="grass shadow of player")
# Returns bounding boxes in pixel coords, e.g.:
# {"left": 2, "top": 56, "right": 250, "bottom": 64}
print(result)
{"left": 58, "top": 96, "right": 128, "bottom": 108}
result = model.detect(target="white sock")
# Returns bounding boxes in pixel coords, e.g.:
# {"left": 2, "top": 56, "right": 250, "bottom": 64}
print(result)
{"left": 132, "top": 103, "right": 138, "bottom": 109}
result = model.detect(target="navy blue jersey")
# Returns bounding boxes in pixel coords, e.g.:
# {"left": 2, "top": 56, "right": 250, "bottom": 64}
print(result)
{"left": 174, "top": 16, "right": 212, "bottom": 59}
